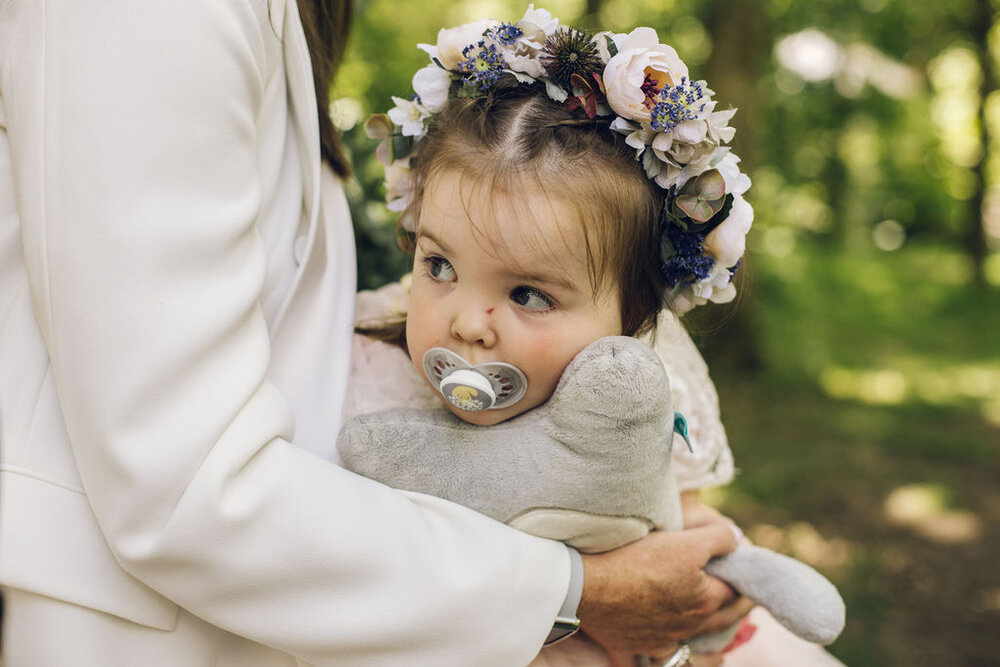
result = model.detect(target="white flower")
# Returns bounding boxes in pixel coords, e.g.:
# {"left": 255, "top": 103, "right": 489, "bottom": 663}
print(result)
{"left": 385, "top": 158, "right": 417, "bottom": 230}
{"left": 387, "top": 96, "right": 429, "bottom": 137}
{"left": 425, "top": 19, "right": 499, "bottom": 70}
{"left": 703, "top": 193, "right": 753, "bottom": 268}
{"left": 498, "top": 21, "right": 547, "bottom": 79}
{"left": 670, "top": 287, "right": 702, "bottom": 314}
{"left": 518, "top": 5, "right": 559, "bottom": 38}
{"left": 506, "top": 56, "right": 546, "bottom": 79}
{"left": 412, "top": 65, "right": 451, "bottom": 113}
{"left": 711, "top": 149, "right": 752, "bottom": 196}
{"left": 692, "top": 264, "right": 738, "bottom": 304}
{"left": 650, "top": 138, "right": 715, "bottom": 189}
{"left": 603, "top": 28, "right": 689, "bottom": 123}
{"left": 593, "top": 31, "right": 628, "bottom": 64}
{"left": 544, "top": 79, "right": 568, "bottom": 103}
{"left": 706, "top": 107, "right": 737, "bottom": 144}
{"left": 611, "top": 116, "right": 654, "bottom": 157}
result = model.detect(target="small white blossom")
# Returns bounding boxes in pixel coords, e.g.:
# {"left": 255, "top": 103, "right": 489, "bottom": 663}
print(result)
{"left": 387, "top": 96, "right": 429, "bottom": 137}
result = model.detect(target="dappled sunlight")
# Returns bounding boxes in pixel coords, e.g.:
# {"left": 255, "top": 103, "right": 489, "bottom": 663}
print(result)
{"left": 746, "top": 522, "right": 853, "bottom": 572}
{"left": 774, "top": 29, "right": 921, "bottom": 99}
{"left": 883, "top": 484, "right": 984, "bottom": 545}
{"left": 820, "top": 367, "right": 907, "bottom": 405}
{"left": 818, "top": 362, "right": 1000, "bottom": 420}
{"left": 986, "top": 251, "right": 1000, "bottom": 286}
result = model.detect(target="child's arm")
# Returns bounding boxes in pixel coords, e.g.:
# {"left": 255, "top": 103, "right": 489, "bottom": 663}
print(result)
{"left": 645, "top": 312, "right": 735, "bottom": 491}
{"left": 681, "top": 489, "right": 738, "bottom": 533}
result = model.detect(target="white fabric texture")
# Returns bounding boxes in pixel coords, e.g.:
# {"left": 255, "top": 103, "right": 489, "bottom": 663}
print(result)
{"left": 0, "top": 1, "right": 570, "bottom": 664}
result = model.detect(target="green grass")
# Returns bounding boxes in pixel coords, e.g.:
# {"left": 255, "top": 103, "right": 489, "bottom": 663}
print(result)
{"left": 704, "top": 242, "right": 1000, "bottom": 666}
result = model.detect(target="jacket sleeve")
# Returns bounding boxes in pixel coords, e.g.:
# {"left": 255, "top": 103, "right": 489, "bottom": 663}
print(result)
{"left": 2, "top": 0, "right": 568, "bottom": 663}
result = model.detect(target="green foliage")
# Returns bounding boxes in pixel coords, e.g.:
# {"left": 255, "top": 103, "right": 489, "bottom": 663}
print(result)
{"left": 334, "top": 4, "right": 1000, "bottom": 662}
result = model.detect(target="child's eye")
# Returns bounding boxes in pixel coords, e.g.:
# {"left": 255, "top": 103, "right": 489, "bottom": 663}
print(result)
{"left": 423, "top": 256, "right": 456, "bottom": 282}
{"left": 510, "top": 286, "right": 554, "bottom": 312}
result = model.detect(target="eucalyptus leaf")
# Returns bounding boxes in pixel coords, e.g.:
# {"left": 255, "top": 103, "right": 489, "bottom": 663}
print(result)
{"left": 604, "top": 34, "right": 619, "bottom": 58}
{"left": 693, "top": 169, "right": 726, "bottom": 199}
{"left": 676, "top": 194, "right": 719, "bottom": 222}
{"left": 642, "top": 149, "right": 661, "bottom": 179}
{"left": 683, "top": 193, "right": 735, "bottom": 234}
{"left": 391, "top": 134, "right": 414, "bottom": 161}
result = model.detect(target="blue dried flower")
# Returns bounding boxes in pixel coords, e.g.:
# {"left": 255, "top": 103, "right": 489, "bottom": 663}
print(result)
{"left": 650, "top": 77, "right": 707, "bottom": 133}
{"left": 458, "top": 40, "right": 507, "bottom": 91}
{"left": 661, "top": 223, "right": 715, "bottom": 287}
{"left": 490, "top": 23, "right": 523, "bottom": 46}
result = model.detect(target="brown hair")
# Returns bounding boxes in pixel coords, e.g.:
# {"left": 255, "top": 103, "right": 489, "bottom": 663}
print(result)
{"left": 298, "top": 0, "right": 353, "bottom": 178}
{"left": 404, "top": 81, "right": 668, "bottom": 337}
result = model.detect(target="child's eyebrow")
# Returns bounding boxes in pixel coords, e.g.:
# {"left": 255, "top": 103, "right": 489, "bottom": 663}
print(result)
{"left": 506, "top": 267, "right": 576, "bottom": 291}
{"left": 416, "top": 228, "right": 450, "bottom": 253}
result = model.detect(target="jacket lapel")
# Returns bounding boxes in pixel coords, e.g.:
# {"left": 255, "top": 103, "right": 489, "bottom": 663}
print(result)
{"left": 272, "top": 0, "right": 323, "bottom": 331}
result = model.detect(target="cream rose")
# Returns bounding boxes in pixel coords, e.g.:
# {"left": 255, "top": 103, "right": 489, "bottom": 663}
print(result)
{"left": 603, "top": 27, "right": 689, "bottom": 122}
{"left": 433, "top": 19, "right": 499, "bottom": 70}
{"left": 412, "top": 65, "right": 451, "bottom": 113}
{"left": 703, "top": 193, "right": 753, "bottom": 268}
{"left": 385, "top": 159, "right": 416, "bottom": 213}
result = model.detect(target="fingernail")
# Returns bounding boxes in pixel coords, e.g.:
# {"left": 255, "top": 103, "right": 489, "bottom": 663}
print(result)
{"left": 729, "top": 523, "right": 745, "bottom": 544}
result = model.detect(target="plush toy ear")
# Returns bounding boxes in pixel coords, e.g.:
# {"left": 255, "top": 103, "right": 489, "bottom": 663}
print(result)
{"left": 546, "top": 336, "right": 673, "bottom": 450}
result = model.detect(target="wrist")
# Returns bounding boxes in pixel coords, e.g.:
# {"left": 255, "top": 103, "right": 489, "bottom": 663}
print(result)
{"left": 545, "top": 546, "right": 583, "bottom": 645}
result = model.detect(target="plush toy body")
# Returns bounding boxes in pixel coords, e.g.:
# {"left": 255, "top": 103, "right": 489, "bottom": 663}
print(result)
{"left": 338, "top": 336, "right": 845, "bottom": 650}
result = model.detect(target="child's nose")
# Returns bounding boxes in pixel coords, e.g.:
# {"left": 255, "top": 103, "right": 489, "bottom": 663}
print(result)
{"left": 450, "top": 303, "right": 497, "bottom": 348}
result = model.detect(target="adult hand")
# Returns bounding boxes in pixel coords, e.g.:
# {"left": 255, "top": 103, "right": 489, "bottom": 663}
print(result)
{"left": 577, "top": 522, "right": 753, "bottom": 657}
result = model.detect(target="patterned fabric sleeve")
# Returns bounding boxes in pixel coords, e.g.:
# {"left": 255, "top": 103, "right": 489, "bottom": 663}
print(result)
{"left": 642, "top": 311, "right": 735, "bottom": 490}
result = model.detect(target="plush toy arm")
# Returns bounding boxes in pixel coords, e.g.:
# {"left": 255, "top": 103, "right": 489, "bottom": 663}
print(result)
{"left": 704, "top": 543, "right": 846, "bottom": 645}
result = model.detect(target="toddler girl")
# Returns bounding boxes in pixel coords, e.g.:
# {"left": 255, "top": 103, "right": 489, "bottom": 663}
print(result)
{"left": 344, "top": 6, "right": 843, "bottom": 666}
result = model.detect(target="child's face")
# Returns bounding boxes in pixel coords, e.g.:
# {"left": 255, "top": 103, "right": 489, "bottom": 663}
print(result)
{"left": 406, "top": 170, "right": 623, "bottom": 425}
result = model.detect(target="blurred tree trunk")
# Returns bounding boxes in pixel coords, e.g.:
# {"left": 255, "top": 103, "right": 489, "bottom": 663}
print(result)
{"left": 969, "top": 0, "right": 993, "bottom": 286}
{"left": 582, "top": 0, "right": 604, "bottom": 30}
{"left": 691, "top": 0, "right": 768, "bottom": 373}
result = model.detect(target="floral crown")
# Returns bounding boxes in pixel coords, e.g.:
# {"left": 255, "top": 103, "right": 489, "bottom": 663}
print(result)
{"left": 366, "top": 5, "right": 753, "bottom": 314}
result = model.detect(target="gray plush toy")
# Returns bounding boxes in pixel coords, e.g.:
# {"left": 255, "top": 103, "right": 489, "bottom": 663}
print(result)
{"left": 338, "top": 336, "right": 845, "bottom": 652}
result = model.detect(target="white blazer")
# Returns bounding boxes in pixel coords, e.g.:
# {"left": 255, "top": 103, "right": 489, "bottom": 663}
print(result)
{"left": 0, "top": 1, "right": 569, "bottom": 664}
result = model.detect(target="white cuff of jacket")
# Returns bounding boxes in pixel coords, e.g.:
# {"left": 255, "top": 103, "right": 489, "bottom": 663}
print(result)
{"left": 545, "top": 546, "right": 583, "bottom": 645}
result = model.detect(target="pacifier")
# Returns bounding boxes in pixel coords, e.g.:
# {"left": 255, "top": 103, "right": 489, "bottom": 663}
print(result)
{"left": 422, "top": 348, "right": 528, "bottom": 412}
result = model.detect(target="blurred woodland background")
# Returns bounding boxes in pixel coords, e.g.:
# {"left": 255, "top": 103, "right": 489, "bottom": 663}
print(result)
{"left": 332, "top": 0, "right": 1000, "bottom": 664}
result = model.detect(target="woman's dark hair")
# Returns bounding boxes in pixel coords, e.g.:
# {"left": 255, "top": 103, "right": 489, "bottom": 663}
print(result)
{"left": 298, "top": 0, "right": 353, "bottom": 178}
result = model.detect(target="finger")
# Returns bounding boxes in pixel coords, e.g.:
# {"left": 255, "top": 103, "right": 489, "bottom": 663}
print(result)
{"left": 701, "top": 575, "right": 739, "bottom": 613}
{"left": 681, "top": 522, "right": 740, "bottom": 561}
{"left": 695, "top": 595, "right": 755, "bottom": 635}
{"left": 681, "top": 504, "right": 724, "bottom": 529}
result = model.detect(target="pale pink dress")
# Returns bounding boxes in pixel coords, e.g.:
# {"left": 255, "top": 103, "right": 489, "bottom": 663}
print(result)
{"left": 344, "top": 281, "right": 844, "bottom": 666}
